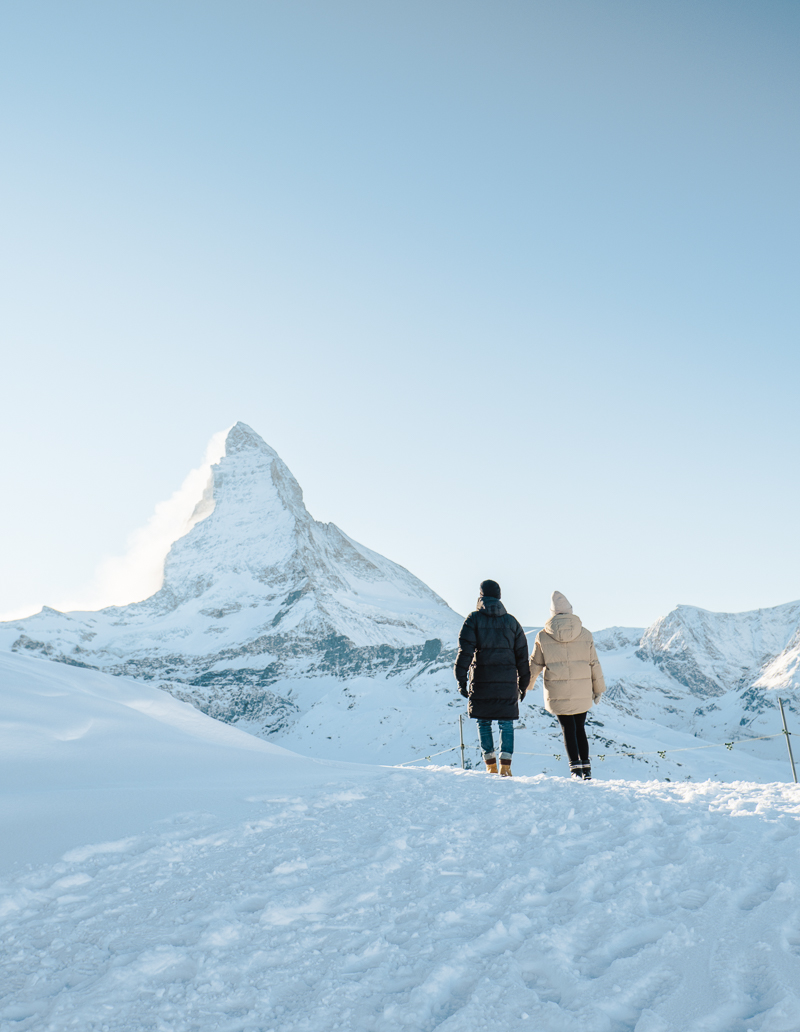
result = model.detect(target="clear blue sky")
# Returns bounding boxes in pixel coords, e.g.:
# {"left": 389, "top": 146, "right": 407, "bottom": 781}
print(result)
{"left": 1, "top": 0, "right": 798, "bottom": 630}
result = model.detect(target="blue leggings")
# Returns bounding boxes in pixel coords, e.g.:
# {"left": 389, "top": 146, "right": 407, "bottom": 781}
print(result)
{"left": 477, "top": 719, "right": 514, "bottom": 762}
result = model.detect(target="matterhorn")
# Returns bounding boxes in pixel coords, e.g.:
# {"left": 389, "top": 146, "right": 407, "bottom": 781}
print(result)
{"left": 1, "top": 423, "right": 462, "bottom": 737}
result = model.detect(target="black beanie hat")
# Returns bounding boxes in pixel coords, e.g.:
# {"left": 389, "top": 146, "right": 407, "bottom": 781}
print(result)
{"left": 480, "top": 579, "right": 501, "bottom": 599}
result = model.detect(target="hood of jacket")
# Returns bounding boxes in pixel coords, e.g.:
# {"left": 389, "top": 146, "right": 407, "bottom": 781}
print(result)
{"left": 476, "top": 596, "right": 507, "bottom": 617}
{"left": 544, "top": 613, "right": 583, "bottom": 642}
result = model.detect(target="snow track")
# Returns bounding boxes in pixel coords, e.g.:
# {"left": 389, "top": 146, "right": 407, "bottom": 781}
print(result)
{"left": 3, "top": 770, "right": 800, "bottom": 1032}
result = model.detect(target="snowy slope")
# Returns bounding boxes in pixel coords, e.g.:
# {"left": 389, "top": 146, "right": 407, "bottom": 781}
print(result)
{"left": 2, "top": 653, "right": 800, "bottom": 1032}
{"left": 0, "top": 651, "right": 349, "bottom": 871}
{"left": 266, "top": 664, "right": 797, "bottom": 784}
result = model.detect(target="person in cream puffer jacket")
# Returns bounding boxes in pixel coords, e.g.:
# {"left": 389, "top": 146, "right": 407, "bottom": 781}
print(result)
{"left": 529, "top": 591, "right": 606, "bottom": 779}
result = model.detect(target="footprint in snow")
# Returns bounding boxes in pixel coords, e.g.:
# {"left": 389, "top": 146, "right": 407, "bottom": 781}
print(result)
{"left": 677, "top": 888, "right": 708, "bottom": 910}
{"left": 738, "top": 872, "right": 785, "bottom": 912}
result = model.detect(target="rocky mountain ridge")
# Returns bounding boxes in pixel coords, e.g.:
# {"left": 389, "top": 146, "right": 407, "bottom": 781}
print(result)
{"left": 636, "top": 600, "right": 800, "bottom": 696}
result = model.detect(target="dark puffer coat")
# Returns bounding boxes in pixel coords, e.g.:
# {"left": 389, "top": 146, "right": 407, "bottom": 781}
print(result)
{"left": 454, "top": 597, "right": 531, "bottom": 720}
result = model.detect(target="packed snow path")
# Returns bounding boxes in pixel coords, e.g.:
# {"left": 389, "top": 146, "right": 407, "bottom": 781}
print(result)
{"left": 3, "top": 770, "right": 800, "bottom": 1032}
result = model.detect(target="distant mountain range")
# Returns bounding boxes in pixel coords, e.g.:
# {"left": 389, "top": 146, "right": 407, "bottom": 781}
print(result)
{"left": 2, "top": 422, "right": 798, "bottom": 778}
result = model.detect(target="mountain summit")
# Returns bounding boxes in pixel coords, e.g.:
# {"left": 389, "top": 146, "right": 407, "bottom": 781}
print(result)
{"left": 150, "top": 421, "right": 460, "bottom": 645}
{"left": 0, "top": 424, "right": 462, "bottom": 734}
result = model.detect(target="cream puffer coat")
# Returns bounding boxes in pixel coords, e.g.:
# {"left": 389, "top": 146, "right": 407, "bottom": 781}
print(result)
{"left": 528, "top": 614, "right": 606, "bottom": 715}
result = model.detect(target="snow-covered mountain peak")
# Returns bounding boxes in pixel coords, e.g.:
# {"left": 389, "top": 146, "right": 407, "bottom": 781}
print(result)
{"left": 218, "top": 420, "right": 305, "bottom": 511}
{"left": 219, "top": 422, "right": 305, "bottom": 510}
{"left": 225, "top": 420, "right": 275, "bottom": 455}
{"left": 153, "top": 423, "right": 461, "bottom": 647}
{"left": 636, "top": 599, "right": 800, "bottom": 696}
{"left": 1, "top": 424, "right": 462, "bottom": 678}
{"left": 161, "top": 422, "right": 310, "bottom": 602}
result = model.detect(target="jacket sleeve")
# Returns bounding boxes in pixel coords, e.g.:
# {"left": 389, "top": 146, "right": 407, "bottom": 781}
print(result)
{"left": 453, "top": 615, "right": 476, "bottom": 688}
{"left": 529, "top": 635, "right": 545, "bottom": 687}
{"left": 589, "top": 638, "right": 606, "bottom": 700}
{"left": 514, "top": 621, "right": 531, "bottom": 692}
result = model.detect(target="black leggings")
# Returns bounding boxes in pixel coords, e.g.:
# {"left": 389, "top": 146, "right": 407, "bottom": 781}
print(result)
{"left": 557, "top": 712, "right": 589, "bottom": 766}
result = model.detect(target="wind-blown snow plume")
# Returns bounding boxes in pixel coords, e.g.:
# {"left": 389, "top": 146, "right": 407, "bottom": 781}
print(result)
{"left": 79, "top": 428, "right": 229, "bottom": 609}
{"left": 4, "top": 429, "right": 229, "bottom": 618}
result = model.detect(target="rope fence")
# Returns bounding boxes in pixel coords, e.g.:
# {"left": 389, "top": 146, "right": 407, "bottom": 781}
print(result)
{"left": 395, "top": 746, "right": 461, "bottom": 767}
{"left": 515, "top": 731, "right": 785, "bottom": 761}
{"left": 394, "top": 700, "right": 798, "bottom": 782}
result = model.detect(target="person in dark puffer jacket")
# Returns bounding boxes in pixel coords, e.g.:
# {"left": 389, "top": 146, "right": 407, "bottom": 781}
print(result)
{"left": 454, "top": 580, "right": 530, "bottom": 776}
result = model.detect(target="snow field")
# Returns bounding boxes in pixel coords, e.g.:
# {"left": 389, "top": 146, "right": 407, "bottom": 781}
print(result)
{"left": 3, "top": 770, "right": 800, "bottom": 1032}
{"left": 0, "top": 651, "right": 315, "bottom": 870}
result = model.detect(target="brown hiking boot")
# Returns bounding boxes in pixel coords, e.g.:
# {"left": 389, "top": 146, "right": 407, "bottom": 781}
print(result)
{"left": 485, "top": 759, "right": 498, "bottom": 773}
{"left": 499, "top": 762, "right": 512, "bottom": 777}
